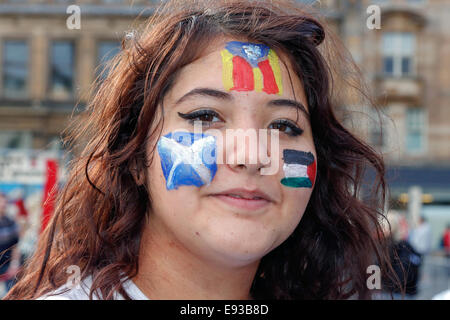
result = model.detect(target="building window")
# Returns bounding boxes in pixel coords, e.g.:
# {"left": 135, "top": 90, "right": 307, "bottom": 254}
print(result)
{"left": 407, "top": 0, "right": 426, "bottom": 3}
{"left": 0, "top": 131, "right": 32, "bottom": 149}
{"left": 97, "top": 41, "right": 121, "bottom": 79}
{"left": 406, "top": 108, "right": 425, "bottom": 153}
{"left": 370, "top": 123, "right": 385, "bottom": 149}
{"left": 47, "top": 135, "right": 64, "bottom": 151}
{"left": 296, "top": 0, "right": 317, "bottom": 4}
{"left": 49, "top": 41, "right": 74, "bottom": 99}
{"left": 368, "top": 108, "right": 387, "bottom": 149}
{"left": 102, "top": 0, "right": 127, "bottom": 3}
{"left": 382, "top": 32, "right": 415, "bottom": 77}
{"left": 2, "top": 40, "right": 29, "bottom": 98}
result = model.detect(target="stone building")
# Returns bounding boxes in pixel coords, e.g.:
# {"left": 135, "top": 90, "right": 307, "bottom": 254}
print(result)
{"left": 0, "top": 0, "right": 153, "bottom": 151}
{"left": 341, "top": 0, "right": 450, "bottom": 205}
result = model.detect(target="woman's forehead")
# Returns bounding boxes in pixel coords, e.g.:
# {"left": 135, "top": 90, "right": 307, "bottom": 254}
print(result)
{"left": 165, "top": 37, "right": 308, "bottom": 111}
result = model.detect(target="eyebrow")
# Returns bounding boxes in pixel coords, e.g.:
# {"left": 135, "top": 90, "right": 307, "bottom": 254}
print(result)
{"left": 174, "top": 88, "right": 232, "bottom": 105}
{"left": 267, "top": 99, "right": 310, "bottom": 118}
{"left": 174, "top": 87, "right": 310, "bottom": 118}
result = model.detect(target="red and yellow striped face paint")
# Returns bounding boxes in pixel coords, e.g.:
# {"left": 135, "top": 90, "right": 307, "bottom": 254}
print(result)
{"left": 220, "top": 41, "right": 283, "bottom": 95}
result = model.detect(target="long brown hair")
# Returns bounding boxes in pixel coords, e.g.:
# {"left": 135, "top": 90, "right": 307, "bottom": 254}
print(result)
{"left": 5, "top": 0, "right": 397, "bottom": 299}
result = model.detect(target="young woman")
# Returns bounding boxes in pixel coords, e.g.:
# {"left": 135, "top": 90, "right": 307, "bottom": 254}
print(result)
{"left": 5, "top": 0, "right": 396, "bottom": 300}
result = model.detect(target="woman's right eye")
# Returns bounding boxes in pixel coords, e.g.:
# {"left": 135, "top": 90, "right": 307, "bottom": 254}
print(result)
{"left": 177, "top": 110, "right": 222, "bottom": 126}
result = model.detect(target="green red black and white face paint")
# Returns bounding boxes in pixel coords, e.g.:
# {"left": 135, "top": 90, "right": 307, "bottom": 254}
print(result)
{"left": 281, "top": 149, "right": 316, "bottom": 188}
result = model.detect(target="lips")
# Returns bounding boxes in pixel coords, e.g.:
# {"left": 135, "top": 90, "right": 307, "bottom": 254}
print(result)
{"left": 209, "top": 188, "right": 273, "bottom": 211}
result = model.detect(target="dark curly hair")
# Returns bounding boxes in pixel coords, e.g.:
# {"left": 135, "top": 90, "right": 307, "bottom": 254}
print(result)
{"left": 4, "top": 0, "right": 398, "bottom": 300}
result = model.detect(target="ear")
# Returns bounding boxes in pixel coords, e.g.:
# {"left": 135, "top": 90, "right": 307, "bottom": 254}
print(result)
{"left": 129, "top": 158, "right": 146, "bottom": 186}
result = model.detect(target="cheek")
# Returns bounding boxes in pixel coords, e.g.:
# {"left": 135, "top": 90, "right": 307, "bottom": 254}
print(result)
{"left": 280, "top": 187, "right": 312, "bottom": 232}
{"left": 283, "top": 187, "right": 312, "bottom": 212}
{"left": 147, "top": 157, "right": 200, "bottom": 226}
{"left": 147, "top": 139, "right": 203, "bottom": 221}
{"left": 147, "top": 150, "right": 165, "bottom": 198}
{"left": 156, "top": 132, "right": 217, "bottom": 190}
{"left": 275, "top": 149, "right": 316, "bottom": 231}
{"left": 279, "top": 149, "right": 316, "bottom": 189}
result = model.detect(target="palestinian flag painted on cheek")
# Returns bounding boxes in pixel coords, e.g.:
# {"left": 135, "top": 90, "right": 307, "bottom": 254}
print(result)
{"left": 281, "top": 149, "right": 316, "bottom": 188}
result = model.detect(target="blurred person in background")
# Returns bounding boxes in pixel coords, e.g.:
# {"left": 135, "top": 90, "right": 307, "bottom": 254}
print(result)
{"left": 409, "top": 216, "right": 433, "bottom": 257}
{"left": 12, "top": 193, "right": 34, "bottom": 267}
{"left": 0, "top": 192, "right": 21, "bottom": 293}
{"left": 381, "top": 210, "right": 421, "bottom": 298}
{"left": 400, "top": 215, "right": 433, "bottom": 297}
{"left": 432, "top": 224, "right": 450, "bottom": 301}
{"left": 441, "top": 224, "right": 450, "bottom": 257}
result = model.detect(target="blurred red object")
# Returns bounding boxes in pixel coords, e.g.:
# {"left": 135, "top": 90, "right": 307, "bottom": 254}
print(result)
{"left": 444, "top": 229, "right": 450, "bottom": 250}
{"left": 41, "top": 159, "right": 58, "bottom": 233}
{"left": 15, "top": 198, "right": 28, "bottom": 217}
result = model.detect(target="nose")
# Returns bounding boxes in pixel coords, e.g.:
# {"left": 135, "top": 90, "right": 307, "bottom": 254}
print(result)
{"left": 224, "top": 125, "right": 271, "bottom": 175}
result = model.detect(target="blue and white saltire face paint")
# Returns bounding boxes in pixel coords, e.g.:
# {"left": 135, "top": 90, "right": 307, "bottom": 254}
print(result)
{"left": 157, "top": 132, "right": 217, "bottom": 190}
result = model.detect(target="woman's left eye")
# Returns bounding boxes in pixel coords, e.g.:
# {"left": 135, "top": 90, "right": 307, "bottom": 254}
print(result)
{"left": 268, "top": 120, "right": 303, "bottom": 137}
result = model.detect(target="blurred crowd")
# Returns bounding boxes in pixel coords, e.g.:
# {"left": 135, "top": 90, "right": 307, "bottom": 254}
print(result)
{"left": 380, "top": 210, "right": 450, "bottom": 299}
{"left": 0, "top": 192, "right": 38, "bottom": 298}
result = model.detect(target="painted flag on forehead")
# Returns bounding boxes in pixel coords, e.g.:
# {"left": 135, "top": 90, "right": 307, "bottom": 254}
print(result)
{"left": 157, "top": 132, "right": 217, "bottom": 190}
{"left": 281, "top": 150, "right": 316, "bottom": 188}
{"left": 221, "top": 41, "right": 283, "bottom": 95}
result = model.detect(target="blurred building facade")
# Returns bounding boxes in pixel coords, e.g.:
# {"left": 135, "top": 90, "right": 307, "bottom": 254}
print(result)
{"left": 321, "top": 0, "right": 450, "bottom": 209}
{"left": 0, "top": 0, "right": 153, "bottom": 152}
{"left": 0, "top": 0, "right": 449, "bottom": 204}
{"left": 317, "top": 1, "right": 450, "bottom": 255}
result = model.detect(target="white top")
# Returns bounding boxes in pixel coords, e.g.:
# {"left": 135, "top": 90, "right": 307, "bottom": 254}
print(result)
{"left": 409, "top": 223, "right": 433, "bottom": 255}
{"left": 433, "top": 289, "right": 450, "bottom": 300}
{"left": 37, "top": 275, "right": 149, "bottom": 300}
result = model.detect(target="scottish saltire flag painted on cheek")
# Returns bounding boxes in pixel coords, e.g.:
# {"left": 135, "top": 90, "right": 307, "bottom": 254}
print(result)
{"left": 157, "top": 132, "right": 217, "bottom": 190}
{"left": 221, "top": 41, "right": 283, "bottom": 95}
{"left": 281, "top": 149, "right": 316, "bottom": 188}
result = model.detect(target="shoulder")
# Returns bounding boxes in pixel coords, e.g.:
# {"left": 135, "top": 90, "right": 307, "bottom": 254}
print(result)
{"left": 36, "top": 275, "right": 149, "bottom": 300}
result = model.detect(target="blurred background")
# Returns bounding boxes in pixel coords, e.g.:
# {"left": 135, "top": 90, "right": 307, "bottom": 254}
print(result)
{"left": 0, "top": 0, "right": 449, "bottom": 299}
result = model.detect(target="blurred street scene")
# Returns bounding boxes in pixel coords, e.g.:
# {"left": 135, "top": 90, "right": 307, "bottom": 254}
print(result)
{"left": 0, "top": 0, "right": 449, "bottom": 299}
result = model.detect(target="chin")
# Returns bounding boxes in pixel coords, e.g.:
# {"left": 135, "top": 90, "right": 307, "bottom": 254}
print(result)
{"left": 200, "top": 228, "right": 278, "bottom": 266}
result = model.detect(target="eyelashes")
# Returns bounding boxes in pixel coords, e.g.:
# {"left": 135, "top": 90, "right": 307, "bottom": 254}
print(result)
{"left": 268, "top": 119, "right": 303, "bottom": 137}
{"left": 177, "top": 109, "right": 303, "bottom": 137}
{"left": 177, "top": 110, "right": 222, "bottom": 127}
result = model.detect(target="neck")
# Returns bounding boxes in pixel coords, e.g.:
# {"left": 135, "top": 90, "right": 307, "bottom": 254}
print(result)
{"left": 133, "top": 216, "right": 259, "bottom": 300}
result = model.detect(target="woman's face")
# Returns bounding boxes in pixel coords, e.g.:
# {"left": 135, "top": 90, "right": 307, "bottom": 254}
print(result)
{"left": 145, "top": 37, "right": 316, "bottom": 267}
